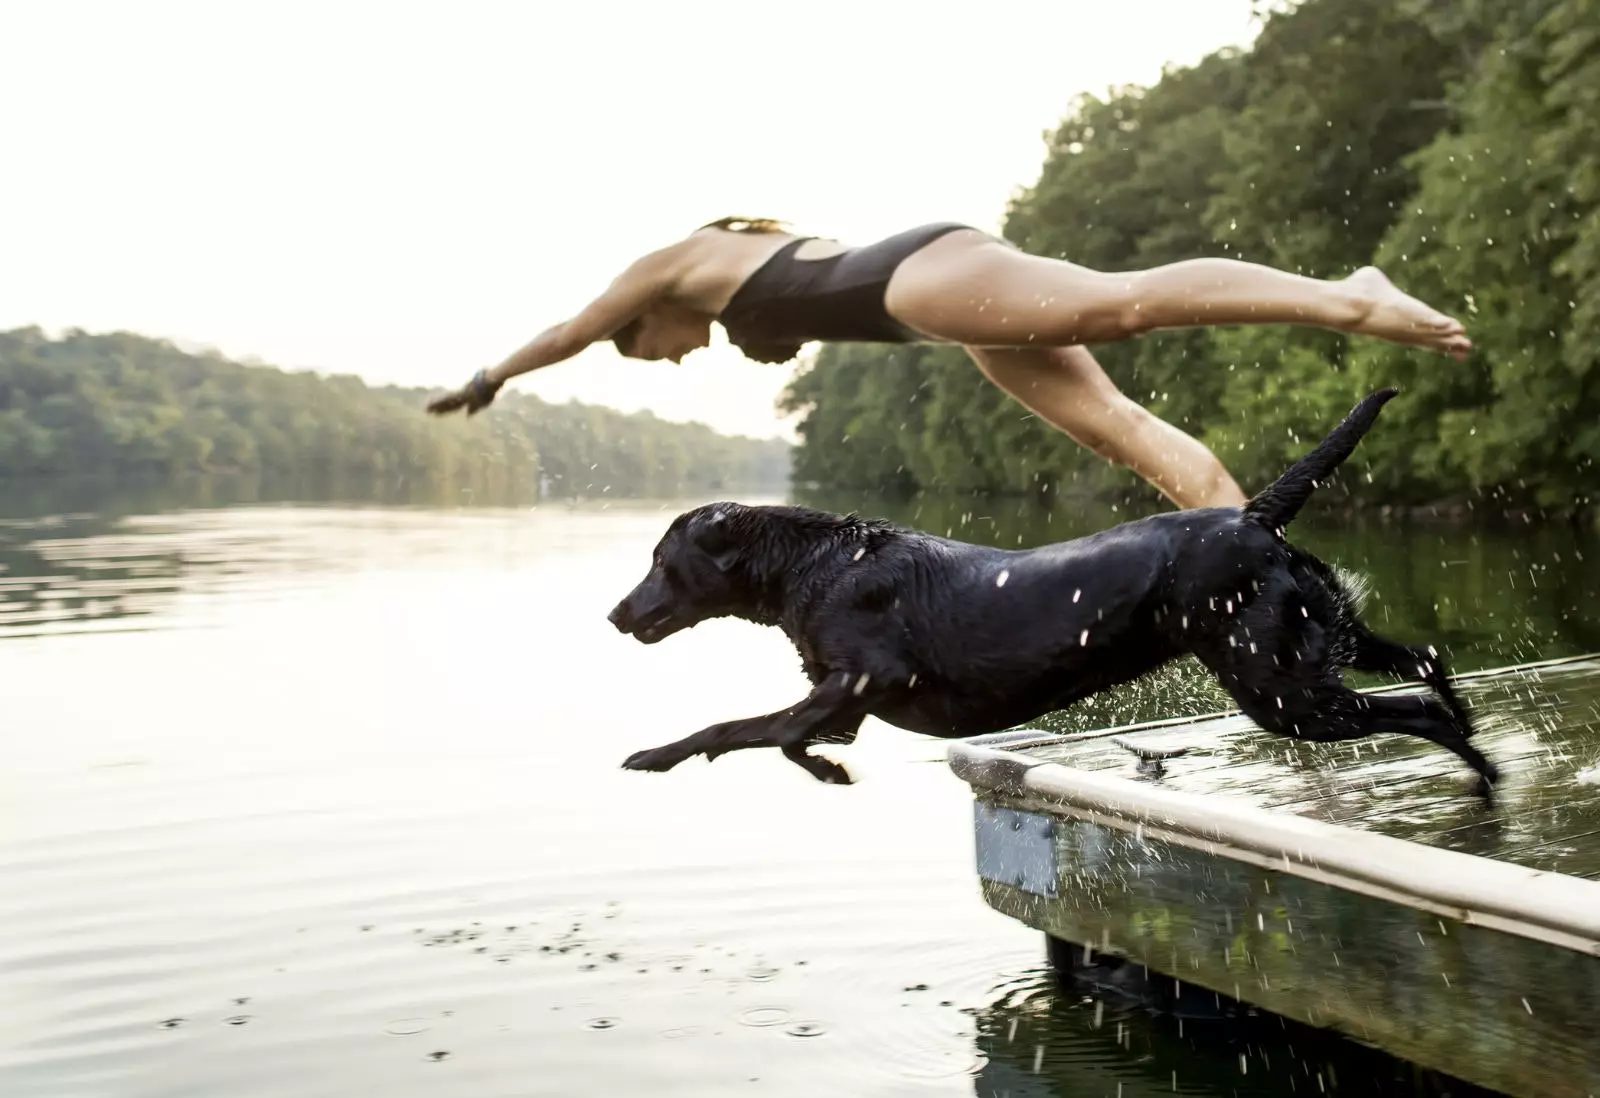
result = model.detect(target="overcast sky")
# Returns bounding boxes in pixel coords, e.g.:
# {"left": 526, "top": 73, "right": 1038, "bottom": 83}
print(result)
{"left": 2, "top": 0, "right": 1262, "bottom": 439}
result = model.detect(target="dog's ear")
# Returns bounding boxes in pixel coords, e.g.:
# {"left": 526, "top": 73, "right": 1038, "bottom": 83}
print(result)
{"left": 693, "top": 510, "right": 741, "bottom": 572}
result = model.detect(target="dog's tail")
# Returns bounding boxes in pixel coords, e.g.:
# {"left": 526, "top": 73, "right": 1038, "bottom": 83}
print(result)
{"left": 1241, "top": 388, "right": 1398, "bottom": 531}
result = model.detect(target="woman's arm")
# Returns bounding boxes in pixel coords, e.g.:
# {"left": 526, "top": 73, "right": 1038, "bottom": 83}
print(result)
{"left": 488, "top": 246, "right": 682, "bottom": 383}
{"left": 426, "top": 244, "right": 683, "bottom": 415}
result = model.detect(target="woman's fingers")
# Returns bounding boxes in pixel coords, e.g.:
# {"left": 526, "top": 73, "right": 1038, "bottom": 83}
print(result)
{"left": 426, "top": 390, "right": 466, "bottom": 414}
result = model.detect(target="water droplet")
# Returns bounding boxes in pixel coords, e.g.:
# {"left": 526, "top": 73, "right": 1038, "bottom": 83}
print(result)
{"left": 385, "top": 1018, "right": 431, "bottom": 1036}
{"left": 746, "top": 965, "right": 780, "bottom": 982}
{"left": 786, "top": 1020, "right": 827, "bottom": 1038}
{"left": 738, "top": 1007, "right": 790, "bottom": 1028}
{"left": 586, "top": 1017, "right": 619, "bottom": 1030}
{"left": 224, "top": 1015, "right": 251, "bottom": 1026}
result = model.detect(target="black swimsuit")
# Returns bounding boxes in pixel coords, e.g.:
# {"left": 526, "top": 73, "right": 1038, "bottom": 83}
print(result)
{"left": 716, "top": 222, "right": 975, "bottom": 364}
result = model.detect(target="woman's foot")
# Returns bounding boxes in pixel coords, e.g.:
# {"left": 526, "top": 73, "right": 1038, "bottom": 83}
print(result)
{"left": 1341, "top": 267, "right": 1472, "bottom": 360}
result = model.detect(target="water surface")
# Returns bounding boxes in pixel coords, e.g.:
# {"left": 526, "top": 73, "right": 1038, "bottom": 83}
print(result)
{"left": 3, "top": 486, "right": 1594, "bottom": 1097}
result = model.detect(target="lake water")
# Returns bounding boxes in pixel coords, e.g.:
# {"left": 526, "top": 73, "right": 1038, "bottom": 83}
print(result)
{"left": 2, "top": 483, "right": 1596, "bottom": 1098}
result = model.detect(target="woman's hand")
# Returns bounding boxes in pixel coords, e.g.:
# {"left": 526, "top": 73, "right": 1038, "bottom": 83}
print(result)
{"left": 425, "top": 242, "right": 683, "bottom": 417}
{"left": 426, "top": 370, "right": 504, "bottom": 416}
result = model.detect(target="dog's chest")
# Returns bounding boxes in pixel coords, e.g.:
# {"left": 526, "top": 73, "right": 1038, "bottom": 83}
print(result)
{"left": 782, "top": 622, "right": 826, "bottom": 683}
{"left": 793, "top": 638, "right": 831, "bottom": 685}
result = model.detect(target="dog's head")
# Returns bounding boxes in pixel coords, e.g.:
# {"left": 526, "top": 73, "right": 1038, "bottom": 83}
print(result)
{"left": 607, "top": 503, "right": 760, "bottom": 644}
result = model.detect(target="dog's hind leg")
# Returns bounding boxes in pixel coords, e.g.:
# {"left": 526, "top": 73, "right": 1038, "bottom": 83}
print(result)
{"left": 1201, "top": 590, "right": 1497, "bottom": 796}
{"left": 1223, "top": 672, "right": 1498, "bottom": 797}
{"left": 1345, "top": 625, "right": 1477, "bottom": 741}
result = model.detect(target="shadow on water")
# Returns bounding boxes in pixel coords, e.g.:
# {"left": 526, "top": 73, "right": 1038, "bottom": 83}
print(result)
{"left": 970, "top": 958, "right": 1499, "bottom": 1097}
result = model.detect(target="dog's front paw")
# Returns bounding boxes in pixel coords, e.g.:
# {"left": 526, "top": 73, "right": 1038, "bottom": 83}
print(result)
{"left": 794, "top": 754, "right": 855, "bottom": 785}
{"left": 621, "top": 746, "right": 687, "bottom": 773}
{"left": 815, "top": 759, "right": 855, "bottom": 785}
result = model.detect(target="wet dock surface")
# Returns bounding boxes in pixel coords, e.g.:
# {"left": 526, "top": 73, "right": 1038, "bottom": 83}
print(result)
{"left": 1022, "top": 655, "right": 1600, "bottom": 880}
{"left": 955, "top": 655, "right": 1600, "bottom": 1098}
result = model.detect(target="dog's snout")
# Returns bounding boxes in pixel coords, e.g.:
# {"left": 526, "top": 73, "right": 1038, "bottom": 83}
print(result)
{"left": 609, "top": 571, "right": 683, "bottom": 644}
{"left": 607, "top": 601, "right": 632, "bottom": 631}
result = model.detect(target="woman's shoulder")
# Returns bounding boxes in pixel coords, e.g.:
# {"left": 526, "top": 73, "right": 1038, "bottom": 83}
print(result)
{"left": 654, "top": 222, "right": 808, "bottom": 308}
{"left": 672, "top": 221, "right": 807, "bottom": 271}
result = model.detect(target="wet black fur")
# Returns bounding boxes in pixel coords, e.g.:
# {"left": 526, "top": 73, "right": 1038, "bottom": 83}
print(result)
{"left": 608, "top": 389, "right": 1498, "bottom": 794}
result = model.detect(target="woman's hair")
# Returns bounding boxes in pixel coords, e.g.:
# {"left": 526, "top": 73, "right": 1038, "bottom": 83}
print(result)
{"left": 697, "top": 216, "right": 788, "bottom": 234}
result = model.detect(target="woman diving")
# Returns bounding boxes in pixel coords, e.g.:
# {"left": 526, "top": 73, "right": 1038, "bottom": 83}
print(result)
{"left": 425, "top": 217, "right": 1470, "bottom": 509}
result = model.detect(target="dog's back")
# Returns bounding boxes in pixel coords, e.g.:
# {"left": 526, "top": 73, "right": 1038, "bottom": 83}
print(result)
{"left": 814, "top": 388, "right": 1407, "bottom": 736}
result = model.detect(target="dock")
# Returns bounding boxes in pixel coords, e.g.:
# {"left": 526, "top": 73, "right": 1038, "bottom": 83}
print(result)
{"left": 948, "top": 653, "right": 1600, "bottom": 1098}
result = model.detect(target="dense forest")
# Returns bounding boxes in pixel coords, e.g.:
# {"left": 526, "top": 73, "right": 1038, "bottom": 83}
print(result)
{"left": 0, "top": 328, "right": 790, "bottom": 498}
{"left": 780, "top": 0, "right": 1599, "bottom": 514}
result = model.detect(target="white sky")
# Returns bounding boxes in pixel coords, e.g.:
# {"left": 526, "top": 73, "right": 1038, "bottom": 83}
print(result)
{"left": 1, "top": 0, "right": 1261, "bottom": 440}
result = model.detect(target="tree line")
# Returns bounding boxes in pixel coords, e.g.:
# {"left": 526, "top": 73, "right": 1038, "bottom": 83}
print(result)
{"left": 779, "top": 0, "right": 1598, "bottom": 515}
{"left": 0, "top": 327, "right": 790, "bottom": 498}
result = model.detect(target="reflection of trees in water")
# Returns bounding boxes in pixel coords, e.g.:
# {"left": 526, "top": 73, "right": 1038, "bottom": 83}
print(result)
{"left": 0, "top": 510, "right": 184, "bottom": 636}
{"left": 0, "top": 504, "right": 287, "bottom": 637}
{"left": 0, "top": 474, "right": 792, "bottom": 637}
{"left": 793, "top": 487, "right": 1600, "bottom": 729}
{"left": 969, "top": 962, "right": 1492, "bottom": 1097}
{"left": 0, "top": 466, "right": 790, "bottom": 522}
{"left": 8, "top": 479, "right": 1597, "bottom": 670}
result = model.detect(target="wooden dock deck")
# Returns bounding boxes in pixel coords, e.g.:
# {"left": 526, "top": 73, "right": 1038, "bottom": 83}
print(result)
{"left": 948, "top": 653, "right": 1600, "bottom": 1098}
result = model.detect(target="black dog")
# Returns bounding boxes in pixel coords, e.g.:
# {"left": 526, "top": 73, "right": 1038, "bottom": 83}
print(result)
{"left": 608, "top": 389, "right": 1497, "bottom": 794}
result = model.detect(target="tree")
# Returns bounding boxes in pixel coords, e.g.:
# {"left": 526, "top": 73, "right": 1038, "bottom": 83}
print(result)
{"left": 777, "top": 0, "right": 1598, "bottom": 516}
{"left": 0, "top": 328, "right": 792, "bottom": 500}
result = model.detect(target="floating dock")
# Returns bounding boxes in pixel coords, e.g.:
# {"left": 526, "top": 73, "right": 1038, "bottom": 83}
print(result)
{"left": 949, "top": 653, "right": 1600, "bottom": 1098}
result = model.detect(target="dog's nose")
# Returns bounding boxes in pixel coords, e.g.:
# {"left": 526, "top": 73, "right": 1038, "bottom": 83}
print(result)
{"left": 606, "top": 603, "right": 631, "bottom": 631}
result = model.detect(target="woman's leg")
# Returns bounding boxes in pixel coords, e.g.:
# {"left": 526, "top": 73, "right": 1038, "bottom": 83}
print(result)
{"left": 888, "top": 234, "right": 1471, "bottom": 359}
{"left": 968, "top": 345, "right": 1247, "bottom": 511}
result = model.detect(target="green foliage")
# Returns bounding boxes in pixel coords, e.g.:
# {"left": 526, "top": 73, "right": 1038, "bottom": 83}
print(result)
{"left": 1347, "top": 0, "right": 1600, "bottom": 507}
{"left": 0, "top": 328, "right": 791, "bottom": 497}
{"left": 781, "top": 0, "right": 1598, "bottom": 513}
